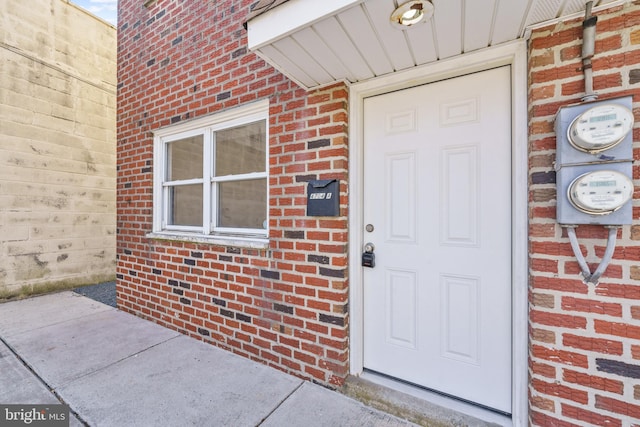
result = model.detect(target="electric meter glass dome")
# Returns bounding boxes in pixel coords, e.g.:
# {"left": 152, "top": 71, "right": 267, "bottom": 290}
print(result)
{"left": 567, "top": 103, "right": 634, "bottom": 153}
{"left": 567, "top": 170, "right": 634, "bottom": 215}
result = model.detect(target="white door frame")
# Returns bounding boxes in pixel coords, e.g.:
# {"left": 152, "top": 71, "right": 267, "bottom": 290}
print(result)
{"left": 348, "top": 40, "right": 529, "bottom": 425}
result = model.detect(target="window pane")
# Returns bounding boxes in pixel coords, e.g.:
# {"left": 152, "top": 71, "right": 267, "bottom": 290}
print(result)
{"left": 215, "top": 121, "right": 266, "bottom": 176}
{"left": 218, "top": 179, "right": 267, "bottom": 229}
{"left": 169, "top": 184, "right": 203, "bottom": 226}
{"left": 167, "top": 135, "right": 203, "bottom": 181}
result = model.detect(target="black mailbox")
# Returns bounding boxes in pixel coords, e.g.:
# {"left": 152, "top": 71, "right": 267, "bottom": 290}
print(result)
{"left": 307, "top": 179, "right": 339, "bottom": 216}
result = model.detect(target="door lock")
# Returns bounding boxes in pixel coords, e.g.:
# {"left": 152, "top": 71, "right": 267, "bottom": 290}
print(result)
{"left": 362, "top": 242, "right": 375, "bottom": 268}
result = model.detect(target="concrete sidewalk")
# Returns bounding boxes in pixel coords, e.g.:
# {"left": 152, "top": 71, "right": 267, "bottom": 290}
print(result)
{"left": 0, "top": 292, "right": 417, "bottom": 427}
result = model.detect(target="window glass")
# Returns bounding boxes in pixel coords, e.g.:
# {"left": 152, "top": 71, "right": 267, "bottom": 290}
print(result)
{"left": 218, "top": 179, "right": 267, "bottom": 229}
{"left": 168, "top": 184, "right": 203, "bottom": 226}
{"left": 153, "top": 102, "right": 269, "bottom": 239}
{"left": 167, "top": 135, "right": 203, "bottom": 181}
{"left": 215, "top": 121, "right": 266, "bottom": 176}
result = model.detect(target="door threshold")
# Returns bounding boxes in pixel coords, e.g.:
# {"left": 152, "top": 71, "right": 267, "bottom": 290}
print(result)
{"left": 341, "top": 371, "right": 512, "bottom": 427}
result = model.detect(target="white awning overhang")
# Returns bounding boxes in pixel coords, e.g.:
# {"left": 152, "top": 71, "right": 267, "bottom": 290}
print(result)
{"left": 246, "top": 0, "right": 629, "bottom": 90}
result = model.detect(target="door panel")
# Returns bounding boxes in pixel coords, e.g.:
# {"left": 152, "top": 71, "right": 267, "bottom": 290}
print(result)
{"left": 386, "top": 153, "right": 416, "bottom": 242}
{"left": 441, "top": 145, "right": 478, "bottom": 245}
{"left": 386, "top": 269, "right": 417, "bottom": 348}
{"left": 362, "top": 66, "right": 512, "bottom": 413}
{"left": 440, "top": 274, "right": 479, "bottom": 364}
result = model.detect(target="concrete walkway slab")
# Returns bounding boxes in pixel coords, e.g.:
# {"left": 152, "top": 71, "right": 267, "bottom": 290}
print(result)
{"left": 3, "top": 308, "right": 180, "bottom": 389}
{"left": 56, "top": 335, "right": 303, "bottom": 427}
{"left": 0, "top": 341, "right": 84, "bottom": 427}
{"left": 262, "top": 382, "right": 417, "bottom": 427}
{"left": 0, "top": 340, "right": 60, "bottom": 404}
{"left": 0, "top": 292, "right": 418, "bottom": 427}
{"left": 0, "top": 292, "right": 111, "bottom": 337}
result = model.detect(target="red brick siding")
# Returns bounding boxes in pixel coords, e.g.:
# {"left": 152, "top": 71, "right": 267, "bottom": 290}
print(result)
{"left": 529, "top": 2, "right": 640, "bottom": 425}
{"left": 116, "top": 0, "right": 349, "bottom": 386}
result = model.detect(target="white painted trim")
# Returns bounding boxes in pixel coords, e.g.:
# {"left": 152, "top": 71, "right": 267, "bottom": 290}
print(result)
{"left": 510, "top": 40, "right": 530, "bottom": 427}
{"left": 348, "top": 40, "right": 529, "bottom": 426}
{"left": 247, "top": 0, "right": 363, "bottom": 50}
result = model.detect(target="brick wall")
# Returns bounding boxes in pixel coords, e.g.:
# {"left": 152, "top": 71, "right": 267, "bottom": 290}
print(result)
{"left": 528, "top": 2, "right": 640, "bottom": 425}
{"left": 117, "top": 0, "right": 350, "bottom": 386}
{"left": 0, "top": 0, "right": 117, "bottom": 296}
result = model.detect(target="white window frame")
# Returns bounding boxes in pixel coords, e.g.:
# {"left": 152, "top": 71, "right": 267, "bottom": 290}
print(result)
{"left": 150, "top": 100, "right": 270, "bottom": 247}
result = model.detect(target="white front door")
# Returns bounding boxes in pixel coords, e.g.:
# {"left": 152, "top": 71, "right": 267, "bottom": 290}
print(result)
{"left": 362, "top": 66, "right": 512, "bottom": 413}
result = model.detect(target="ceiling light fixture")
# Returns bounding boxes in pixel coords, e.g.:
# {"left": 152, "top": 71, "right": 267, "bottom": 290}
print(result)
{"left": 390, "top": 0, "right": 434, "bottom": 29}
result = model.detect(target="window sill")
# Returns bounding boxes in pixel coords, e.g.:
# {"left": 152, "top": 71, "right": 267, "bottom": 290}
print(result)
{"left": 146, "top": 232, "right": 270, "bottom": 249}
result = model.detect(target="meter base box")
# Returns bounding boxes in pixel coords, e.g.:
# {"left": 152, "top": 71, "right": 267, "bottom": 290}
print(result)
{"left": 307, "top": 179, "right": 339, "bottom": 217}
{"left": 554, "top": 96, "right": 633, "bottom": 165}
{"left": 556, "top": 162, "right": 632, "bottom": 225}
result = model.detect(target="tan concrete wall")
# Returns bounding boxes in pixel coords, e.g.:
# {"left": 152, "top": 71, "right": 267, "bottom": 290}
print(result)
{"left": 0, "top": 0, "right": 117, "bottom": 295}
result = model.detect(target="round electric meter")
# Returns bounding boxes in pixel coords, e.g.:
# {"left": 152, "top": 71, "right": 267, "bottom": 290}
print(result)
{"left": 568, "top": 170, "right": 634, "bottom": 215}
{"left": 567, "top": 103, "right": 634, "bottom": 153}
